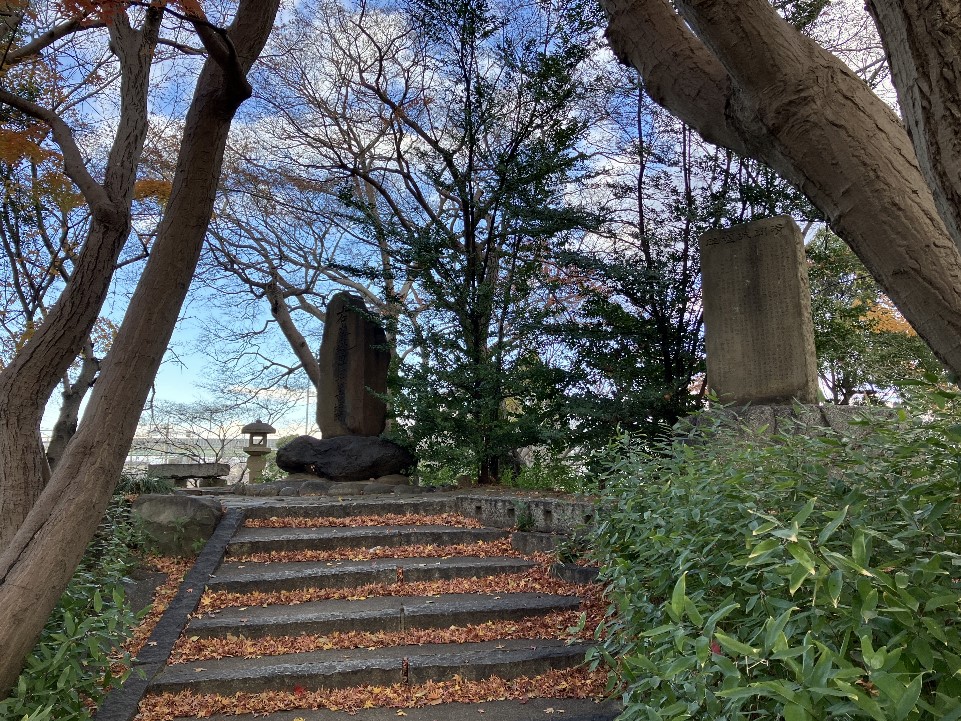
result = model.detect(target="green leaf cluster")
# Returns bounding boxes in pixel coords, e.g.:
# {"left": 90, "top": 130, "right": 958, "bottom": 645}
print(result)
{"left": 807, "top": 230, "right": 940, "bottom": 404}
{"left": 591, "top": 386, "right": 961, "bottom": 720}
{"left": 0, "top": 497, "right": 142, "bottom": 720}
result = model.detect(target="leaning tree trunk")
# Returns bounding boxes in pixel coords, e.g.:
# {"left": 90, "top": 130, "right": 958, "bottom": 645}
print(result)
{"left": 0, "top": 10, "right": 161, "bottom": 547}
{"left": 0, "top": 0, "right": 280, "bottom": 696}
{"left": 601, "top": 0, "right": 961, "bottom": 377}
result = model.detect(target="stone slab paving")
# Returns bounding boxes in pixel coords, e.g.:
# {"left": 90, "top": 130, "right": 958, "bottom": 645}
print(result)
{"left": 101, "top": 495, "right": 617, "bottom": 721}
{"left": 188, "top": 592, "right": 581, "bottom": 639}
{"left": 226, "top": 525, "right": 509, "bottom": 555}
{"left": 235, "top": 495, "right": 458, "bottom": 519}
{"left": 151, "top": 639, "right": 590, "bottom": 696}
{"left": 183, "top": 698, "right": 623, "bottom": 721}
{"left": 208, "top": 556, "right": 538, "bottom": 594}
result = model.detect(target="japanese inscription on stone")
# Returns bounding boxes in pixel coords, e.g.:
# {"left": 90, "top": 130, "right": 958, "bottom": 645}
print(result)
{"left": 317, "top": 292, "right": 389, "bottom": 437}
{"left": 699, "top": 215, "right": 818, "bottom": 405}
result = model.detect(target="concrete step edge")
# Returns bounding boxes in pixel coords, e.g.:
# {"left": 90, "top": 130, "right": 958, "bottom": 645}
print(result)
{"left": 172, "top": 698, "right": 622, "bottom": 721}
{"left": 226, "top": 526, "right": 509, "bottom": 556}
{"left": 206, "top": 557, "right": 537, "bottom": 594}
{"left": 238, "top": 497, "right": 460, "bottom": 520}
{"left": 149, "top": 639, "right": 592, "bottom": 697}
{"left": 188, "top": 592, "right": 582, "bottom": 639}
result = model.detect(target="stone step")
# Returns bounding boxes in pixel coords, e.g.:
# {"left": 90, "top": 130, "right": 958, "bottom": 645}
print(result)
{"left": 208, "top": 556, "right": 537, "bottom": 595}
{"left": 226, "top": 525, "right": 509, "bottom": 557}
{"left": 175, "top": 698, "right": 622, "bottom": 721}
{"left": 149, "top": 638, "right": 591, "bottom": 696}
{"left": 239, "top": 496, "right": 459, "bottom": 520}
{"left": 188, "top": 592, "right": 582, "bottom": 639}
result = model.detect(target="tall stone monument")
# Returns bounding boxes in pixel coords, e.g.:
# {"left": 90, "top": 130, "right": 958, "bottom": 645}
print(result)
{"left": 700, "top": 215, "right": 818, "bottom": 405}
{"left": 317, "top": 292, "right": 390, "bottom": 437}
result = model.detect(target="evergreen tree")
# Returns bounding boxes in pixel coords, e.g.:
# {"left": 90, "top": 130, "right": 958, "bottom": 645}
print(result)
{"left": 807, "top": 229, "right": 941, "bottom": 404}
{"left": 372, "top": 0, "right": 602, "bottom": 482}
{"left": 557, "top": 74, "right": 817, "bottom": 449}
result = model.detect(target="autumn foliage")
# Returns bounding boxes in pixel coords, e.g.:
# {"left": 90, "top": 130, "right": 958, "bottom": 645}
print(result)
{"left": 229, "top": 538, "right": 523, "bottom": 564}
{"left": 124, "top": 556, "right": 193, "bottom": 659}
{"left": 198, "top": 563, "right": 583, "bottom": 613}
{"left": 137, "top": 667, "right": 609, "bottom": 720}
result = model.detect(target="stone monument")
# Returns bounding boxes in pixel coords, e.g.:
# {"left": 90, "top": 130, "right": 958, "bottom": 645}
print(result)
{"left": 317, "top": 291, "right": 390, "bottom": 437}
{"left": 264, "top": 291, "right": 416, "bottom": 496}
{"left": 700, "top": 215, "right": 818, "bottom": 405}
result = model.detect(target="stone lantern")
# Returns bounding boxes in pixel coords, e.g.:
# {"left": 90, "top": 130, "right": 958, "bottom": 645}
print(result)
{"left": 241, "top": 419, "right": 276, "bottom": 482}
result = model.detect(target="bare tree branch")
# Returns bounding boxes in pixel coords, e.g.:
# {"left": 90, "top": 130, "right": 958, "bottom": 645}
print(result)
{"left": 157, "top": 37, "right": 205, "bottom": 55}
{"left": 2, "top": 13, "right": 101, "bottom": 67}
{"left": 0, "top": 88, "right": 114, "bottom": 219}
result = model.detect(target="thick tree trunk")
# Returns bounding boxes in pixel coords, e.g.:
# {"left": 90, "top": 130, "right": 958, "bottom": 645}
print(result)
{"left": 0, "top": 0, "right": 280, "bottom": 696}
{"left": 0, "top": 214, "right": 131, "bottom": 547}
{"left": 601, "top": 0, "right": 961, "bottom": 377}
{"left": 867, "top": 1, "right": 961, "bottom": 253}
{"left": 0, "top": 11, "right": 160, "bottom": 547}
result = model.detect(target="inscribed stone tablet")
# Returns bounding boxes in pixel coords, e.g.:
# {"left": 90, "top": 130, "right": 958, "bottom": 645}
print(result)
{"left": 699, "top": 216, "right": 818, "bottom": 404}
{"left": 317, "top": 292, "right": 389, "bottom": 437}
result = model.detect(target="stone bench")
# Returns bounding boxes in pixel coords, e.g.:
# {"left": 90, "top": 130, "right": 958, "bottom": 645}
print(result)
{"left": 147, "top": 462, "right": 230, "bottom": 487}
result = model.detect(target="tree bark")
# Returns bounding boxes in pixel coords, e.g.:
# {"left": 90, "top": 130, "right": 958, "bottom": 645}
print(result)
{"left": 867, "top": 1, "right": 961, "bottom": 252}
{"left": 0, "top": 9, "right": 161, "bottom": 547}
{"left": 601, "top": 0, "right": 961, "bottom": 377}
{"left": 266, "top": 276, "right": 324, "bottom": 389}
{"left": 0, "top": 0, "right": 280, "bottom": 696}
{"left": 44, "top": 339, "right": 100, "bottom": 469}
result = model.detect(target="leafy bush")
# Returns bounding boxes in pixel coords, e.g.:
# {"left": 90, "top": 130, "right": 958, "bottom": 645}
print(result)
{"left": 115, "top": 470, "right": 174, "bottom": 495}
{"left": 260, "top": 434, "right": 298, "bottom": 483}
{"left": 592, "top": 389, "right": 961, "bottom": 721}
{"left": 0, "top": 497, "right": 142, "bottom": 720}
{"left": 502, "top": 456, "right": 591, "bottom": 494}
{"left": 414, "top": 463, "right": 459, "bottom": 488}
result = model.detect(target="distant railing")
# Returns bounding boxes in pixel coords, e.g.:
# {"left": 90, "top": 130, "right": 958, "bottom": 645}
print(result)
{"left": 39, "top": 432, "right": 279, "bottom": 468}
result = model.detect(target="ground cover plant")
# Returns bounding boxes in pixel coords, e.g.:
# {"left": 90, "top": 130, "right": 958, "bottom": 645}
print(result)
{"left": 0, "top": 496, "right": 141, "bottom": 721}
{"left": 0, "top": 478, "right": 193, "bottom": 721}
{"left": 591, "top": 383, "right": 961, "bottom": 720}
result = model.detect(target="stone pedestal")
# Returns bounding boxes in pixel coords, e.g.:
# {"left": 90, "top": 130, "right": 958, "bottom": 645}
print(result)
{"left": 243, "top": 445, "right": 270, "bottom": 483}
{"left": 700, "top": 216, "right": 818, "bottom": 404}
{"left": 317, "top": 292, "right": 390, "bottom": 437}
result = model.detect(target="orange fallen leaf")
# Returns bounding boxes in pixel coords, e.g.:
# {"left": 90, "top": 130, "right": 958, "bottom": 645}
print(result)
{"left": 244, "top": 513, "right": 483, "bottom": 530}
{"left": 136, "top": 668, "right": 611, "bottom": 721}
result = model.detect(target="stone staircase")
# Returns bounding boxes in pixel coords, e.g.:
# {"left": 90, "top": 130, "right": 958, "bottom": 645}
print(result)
{"left": 115, "top": 495, "right": 620, "bottom": 721}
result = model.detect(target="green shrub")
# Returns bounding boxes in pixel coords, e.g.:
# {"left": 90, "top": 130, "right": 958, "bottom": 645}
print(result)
{"left": 502, "top": 456, "right": 594, "bottom": 494}
{"left": 415, "top": 462, "right": 461, "bottom": 488}
{"left": 260, "top": 434, "right": 298, "bottom": 483}
{"left": 592, "top": 389, "right": 961, "bottom": 721}
{"left": 115, "top": 470, "right": 173, "bottom": 495}
{"left": 0, "top": 497, "right": 142, "bottom": 720}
